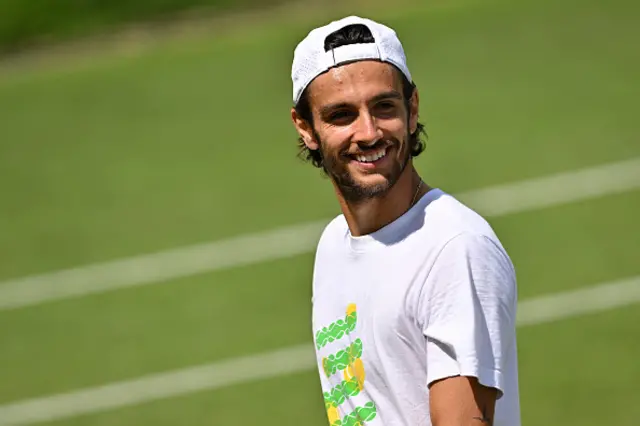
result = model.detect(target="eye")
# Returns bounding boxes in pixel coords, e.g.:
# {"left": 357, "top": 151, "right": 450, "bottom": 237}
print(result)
{"left": 327, "top": 110, "right": 355, "bottom": 124}
{"left": 375, "top": 101, "right": 398, "bottom": 117}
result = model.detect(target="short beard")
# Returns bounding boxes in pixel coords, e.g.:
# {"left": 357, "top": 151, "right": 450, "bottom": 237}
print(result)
{"left": 316, "top": 130, "right": 412, "bottom": 204}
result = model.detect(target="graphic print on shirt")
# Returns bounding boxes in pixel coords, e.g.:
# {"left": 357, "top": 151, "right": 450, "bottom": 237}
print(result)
{"left": 315, "top": 303, "right": 377, "bottom": 426}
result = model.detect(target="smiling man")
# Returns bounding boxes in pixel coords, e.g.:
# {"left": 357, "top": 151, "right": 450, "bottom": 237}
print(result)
{"left": 290, "top": 16, "right": 521, "bottom": 426}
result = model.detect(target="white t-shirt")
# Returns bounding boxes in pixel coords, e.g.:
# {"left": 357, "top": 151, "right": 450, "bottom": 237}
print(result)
{"left": 311, "top": 188, "right": 521, "bottom": 426}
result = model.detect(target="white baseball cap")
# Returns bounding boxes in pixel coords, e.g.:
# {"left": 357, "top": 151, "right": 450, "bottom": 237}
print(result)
{"left": 291, "top": 15, "right": 413, "bottom": 105}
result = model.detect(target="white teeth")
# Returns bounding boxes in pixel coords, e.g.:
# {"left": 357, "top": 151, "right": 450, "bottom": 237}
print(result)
{"left": 356, "top": 147, "right": 386, "bottom": 163}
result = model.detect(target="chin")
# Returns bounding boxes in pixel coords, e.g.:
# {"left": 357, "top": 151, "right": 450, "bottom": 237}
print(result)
{"left": 336, "top": 174, "right": 394, "bottom": 203}
{"left": 356, "top": 174, "right": 392, "bottom": 191}
{"left": 328, "top": 153, "right": 407, "bottom": 202}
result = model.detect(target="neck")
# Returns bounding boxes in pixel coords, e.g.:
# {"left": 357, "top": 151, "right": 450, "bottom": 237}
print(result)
{"left": 335, "top": 163, "right": 430, "bottom": 237}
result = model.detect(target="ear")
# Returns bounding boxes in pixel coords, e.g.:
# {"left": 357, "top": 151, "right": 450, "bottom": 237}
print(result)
{"left": 291, "top": 107, "right": 319, "bottom": 151}
{"left": 408, "top": 87, "right": 420, "bottom": 135}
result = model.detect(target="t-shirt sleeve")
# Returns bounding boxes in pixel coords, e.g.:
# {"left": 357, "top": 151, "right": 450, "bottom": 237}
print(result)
{"left": 419, "top": 232, "right": 518, "bottom": 398}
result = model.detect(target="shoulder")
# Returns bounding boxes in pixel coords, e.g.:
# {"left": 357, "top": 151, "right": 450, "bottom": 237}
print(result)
{"left": 416, "top": 190, "right": 517, "bottom": 291}
{"left": 435, "top": 231, "right": 515, "bottom": 277}
{"left": 314, "top": 214, "right": 348, "bottom": 257}
{"left": 421, "top": 189, "right": 500, "bottom": 240}
{"left": 317, "top": 214, "right": 347, "bottom": 243}
{"left": 311, "top": 214, "right": 348, "bottom": 298}
{"left": 418, "top": 230, "right": 518, "bottom": 329}
{"left": 412, "top": 189, "right": 510, "bottom": 258}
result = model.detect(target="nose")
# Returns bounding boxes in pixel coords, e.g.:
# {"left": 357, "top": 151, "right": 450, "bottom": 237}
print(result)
{"left": 353, "top": 110, "right": 383, "bottom": 147}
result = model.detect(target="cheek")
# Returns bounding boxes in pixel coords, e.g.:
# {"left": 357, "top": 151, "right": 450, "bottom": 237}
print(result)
{"left": 381, "top": 118, "right": 409, "bottom": 142}
{"left": 320, "top": 123, "right": 353, "bottom": 141}
{"left": 317, "top": 126, "right": 352, "bottom": 154}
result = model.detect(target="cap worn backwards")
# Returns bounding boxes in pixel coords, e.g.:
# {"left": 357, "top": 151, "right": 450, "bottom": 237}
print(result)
{"left": 291, "top": 16, "right": 412, "bottom": 105}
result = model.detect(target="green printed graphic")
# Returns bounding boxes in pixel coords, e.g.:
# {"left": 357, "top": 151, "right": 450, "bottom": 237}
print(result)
{"left": 318, "top": 304, "right": 377, "bottom": 426}
{"left": 331, "top": 402, "right": 378, "bottom": 426}
{"left": 322, "top": 339, "right": 363, "bottom": 377}
{"left": 316, "top": 304, "right": 358, "bottom": 349}
{"left": 324, "top": 376, "right": 362, "bottom": 409}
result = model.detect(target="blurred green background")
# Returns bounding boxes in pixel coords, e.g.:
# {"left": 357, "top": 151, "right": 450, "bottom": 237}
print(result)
{"left": 0, "top": 0, "right": 639, "bottom": 424}
{"left": 0, "top": 0, "right": 295, "bottom": 54}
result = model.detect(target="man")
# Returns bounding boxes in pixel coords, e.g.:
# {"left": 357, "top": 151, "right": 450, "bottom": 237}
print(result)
{"left": 290, "top": 16, "right": 520, "bottom": 426}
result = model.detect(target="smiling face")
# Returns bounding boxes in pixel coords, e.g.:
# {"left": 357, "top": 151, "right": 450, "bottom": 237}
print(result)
{"left": 292, "top": 60, "right": 419, "bottom": 203}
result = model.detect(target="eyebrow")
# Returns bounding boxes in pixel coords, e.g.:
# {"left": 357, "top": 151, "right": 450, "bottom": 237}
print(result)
{"left": 369, "top": 90, "right": 403, "bottom": 104}
{"left": 319, "top": 90, "right": 403, "bottom": 116}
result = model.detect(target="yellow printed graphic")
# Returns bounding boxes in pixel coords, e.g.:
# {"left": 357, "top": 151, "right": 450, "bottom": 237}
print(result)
{"left": 327, "top": 405, "right": 340, "bottom": 424}
{"left": 344, "top": 358, "right": 366, "bottom": 391}
{"left": 346, "top": 303, "right": 357, "bottom": 317}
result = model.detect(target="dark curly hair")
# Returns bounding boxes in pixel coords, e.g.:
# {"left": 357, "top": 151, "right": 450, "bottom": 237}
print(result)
{"left": 293, "top": 23, "right": 426, "bottom": 171}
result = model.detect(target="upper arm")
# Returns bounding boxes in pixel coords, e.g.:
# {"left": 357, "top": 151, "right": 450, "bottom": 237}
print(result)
{"left": 419, "top": 232, "right": 517, "bottom": 422}
{"left": 429, "top": 375, "right": 498, "bottom": 425}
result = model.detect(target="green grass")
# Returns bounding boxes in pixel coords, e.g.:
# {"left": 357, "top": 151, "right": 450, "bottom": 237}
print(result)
{"left": 494, "top": 190, "right": 640, "bottom": 298}
{"left": 0, "top": 0, "right": 294, "bottom": 53}
{"left": 518, "top": 304, "right": 640, "bottom": 425}
{"left": 40, "top": 370, "right": 329, "bottom": 426}
{"left": 0, "top": 254, "right": 316, "bottom": 402}
{"left": 34, "top": 305, "right": 640, "bottom": 426}
{"left": 1, "top": 0, "right": 638, "bottom": 277}
{"left": 0, "top": 0, "right": 638, "bottom": 424}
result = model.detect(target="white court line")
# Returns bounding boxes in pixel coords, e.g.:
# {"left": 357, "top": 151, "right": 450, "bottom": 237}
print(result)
{"left": 0, "top": 157, "right": 639, "bottom": 312}
{"left": 0, "top": 275, "right": 639, "bottom": 426}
